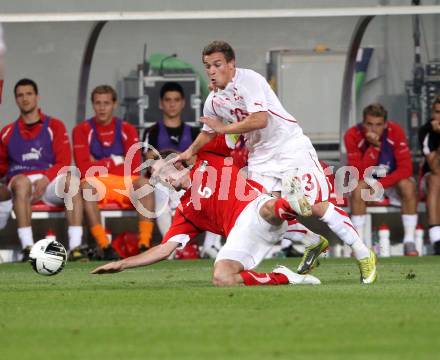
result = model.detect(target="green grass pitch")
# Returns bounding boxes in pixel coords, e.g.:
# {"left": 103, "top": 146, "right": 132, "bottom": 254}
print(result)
{"left": 1, "top": 257, "right": 439, "bottom": 360}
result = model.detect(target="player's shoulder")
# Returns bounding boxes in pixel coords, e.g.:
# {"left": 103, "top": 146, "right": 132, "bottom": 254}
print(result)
{"left": 237, "top": 68, "right": 266, "bottom": 84}
{"left": 0, "top": 121, "right": 15, "bottom": 133}
{"left": 205, "top": 91, "right": 216, "bottom": 102}
{"left": 345, "top": 124, "right": 363, "bottom": 139}
{"left": 72, "top": 119, "right": 92, "bottom": 133}
{"left": 47, "top": 116, "right": 65, "bottom": 127}
{"left": 120, "top": 118, "right": 136, "bottom": 131}
{"left": 0, "top": 121, "right": 15, "bottom": 141}
{"left": 387, "top": 121, "right": 407, "bottom": 138}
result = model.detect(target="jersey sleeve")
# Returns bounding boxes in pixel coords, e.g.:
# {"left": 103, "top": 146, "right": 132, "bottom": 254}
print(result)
{"left": 202, "top": 93, "right": 217, "bottom": 133}
{"left": 161, "top": 208, "right": 202, "bottom": 249}
{"left": 240, "top": 71, "right": 269, "bottom": 113}
{"left": 378, "top": 125, "right": 413, "bottom": 189}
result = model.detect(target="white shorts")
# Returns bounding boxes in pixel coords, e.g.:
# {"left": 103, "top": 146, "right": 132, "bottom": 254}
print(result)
{"left": 383, "top": 186, "right": 402, "bottom": 207}
{"left": 248, "top": 149, "right": 330, "bottom": 205}
{"left": 154, "top": 183, "right": 185, "bottom": 236}
{"left": 215, "top": 194, "right": 287, "bottom": 270}
{"left": 382, "top": 177, "right": 416, "bottom": 207}
{"left": 8, "top": 174, "right": 68, "bottom": 206}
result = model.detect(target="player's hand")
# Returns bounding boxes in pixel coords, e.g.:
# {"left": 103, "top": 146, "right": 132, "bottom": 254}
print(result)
{"left": 176, "top": 148, "right": 194, "bottom": 163}
{"left": 365, "top": 131, "right": 381, "bottom": 148}
{"left": 91, "top": 261, "right": 124, "bottom": 274}
{"left": 200, "top": 116, "right": 226, "bottom": 134}
{"left": 32, "top": 176, "right": 50, "bottom": 202}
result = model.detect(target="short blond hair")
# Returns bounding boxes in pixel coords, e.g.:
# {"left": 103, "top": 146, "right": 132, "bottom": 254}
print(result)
{"left": 363, "top": 103, "right": 387, "bottom": 121}
{"left": 91, "top": 85, "right": 117, "bottom": 103}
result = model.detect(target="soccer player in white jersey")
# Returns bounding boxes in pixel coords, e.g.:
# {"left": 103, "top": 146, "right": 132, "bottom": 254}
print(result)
{"left": 178, "top": 41, "right": 377, "bottom": 284}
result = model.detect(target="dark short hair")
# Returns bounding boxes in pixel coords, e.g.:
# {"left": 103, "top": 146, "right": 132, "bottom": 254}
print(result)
{"left": 14, "top": 78, "right": 38, "bottom": 97}
{"left": 160, "top": 82, "right": 184, "bottom": 100}
{"left": 91, "top": 85, "right": 117, "bottom": 103}
{"left": 202, "top": 41, "right": 235, "bottom": 62}
{"left": 363, "top": 103, "right": 388, "bottom": 121}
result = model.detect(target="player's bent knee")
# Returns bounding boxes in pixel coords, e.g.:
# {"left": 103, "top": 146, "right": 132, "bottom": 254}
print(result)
{"left": 10, "top": 175, "right": 31, "bottom": 195}
{"left": 212, "top": 272, "right": 237, "bottom": 287}
{"left": 212, "top": 264, "right": 241, "bottom": 287}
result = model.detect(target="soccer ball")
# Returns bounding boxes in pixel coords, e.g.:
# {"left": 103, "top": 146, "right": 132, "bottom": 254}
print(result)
{"left": 29, "top": 238, "right": 67, "bottom": 276}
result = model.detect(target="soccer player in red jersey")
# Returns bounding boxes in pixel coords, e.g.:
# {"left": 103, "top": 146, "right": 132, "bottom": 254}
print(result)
{"left": 73, "top": 85, "right": 154, "bottom": 259}
{"left": 345, "top": 103, "right": 418, "bottom": 256}
{"left": 92, "top": 140, "right": 320, "bottom": 286}
{"left": 0, "top": 78, "right": 83, "bottom": 260}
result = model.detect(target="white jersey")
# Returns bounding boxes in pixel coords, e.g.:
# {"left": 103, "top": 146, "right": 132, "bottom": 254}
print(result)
{"left": 202, "top": 68, "right": 314, "bottom": 175}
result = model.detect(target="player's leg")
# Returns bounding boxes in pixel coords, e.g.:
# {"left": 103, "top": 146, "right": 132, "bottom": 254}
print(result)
{"left": 132, "top": 176, "right": 155, "bottom": 251}
{"left": 251, "top": 172, "right": 323, "bottom": 261}
{"left": 282, "top": 161, "right": 376, "bottom": 283}
{"left": 43, "top": 173, "right": 84, "bottom": 259}
{"left": 212, "top": 259, "right": 244, "bottom": 286}
{"left": 215, "top": 196, "right": 320, "bottom": 286}
{"left": 9, "top": 175, "right": 33, "bottom": 259}
{"left": 312, "top": 200, "right": 376, "bottom": 284}
{"left": 349, "top": 180, "right": 369, "bottom": 243}
{"left": 426, "top": 173, "right": 440, "bottom": 254}
{"left": 268, "top": 197, "right": 328, "bottom": 273}
{"left": 213, "top": 258, "right": 317, "bottom": 286}
{"left": 0, "top": 185, "right": 12, "bottom": 231}
{"left": 395, "top": 178, "right": 418, "bottom": 256}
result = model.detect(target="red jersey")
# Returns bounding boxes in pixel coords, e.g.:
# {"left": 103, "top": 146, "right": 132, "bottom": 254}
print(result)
{"left": 0, "top": 111, "right": 71, "bottom": 181}
{"left": 344, "top": 121, "right": 413, "bottom": 188}
{"left": 72, "top": 117, "right": 141, "bottom": 178}
{"left": 162, "top": 151, "right": 263, "bottom": 245}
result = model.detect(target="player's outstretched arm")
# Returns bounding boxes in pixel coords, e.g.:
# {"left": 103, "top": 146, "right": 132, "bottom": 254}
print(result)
{"left": 91, "top": 241, "right": 179, "bottom": 274}
{"left": 200, "top": 112, "right": 268, "bottom": 135}
{"left": 178, "top": 131, "right": 216, "bottom": 162}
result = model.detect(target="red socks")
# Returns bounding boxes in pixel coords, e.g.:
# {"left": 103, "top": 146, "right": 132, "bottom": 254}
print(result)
{"left": 240, "top": 270, "right": 289, "bottom": 286}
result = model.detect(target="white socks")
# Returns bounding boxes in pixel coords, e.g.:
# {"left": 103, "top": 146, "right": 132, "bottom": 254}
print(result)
{"left": 321, "top": 203, "right": 369, "bottom": 260}
{"left": 18, "top": 227, "right": 33, "bottom": 248}
{"left": 351, "top": 215, "right": 366, "bottom": 243}
{"left": 282, "top": 220, "right": 321, "bottom": 248}
{"left": 68, "top": 226, "right": 83, "bottom": 250}
{"left": 402, "top": 214, "right": 417, "bottom": 243}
